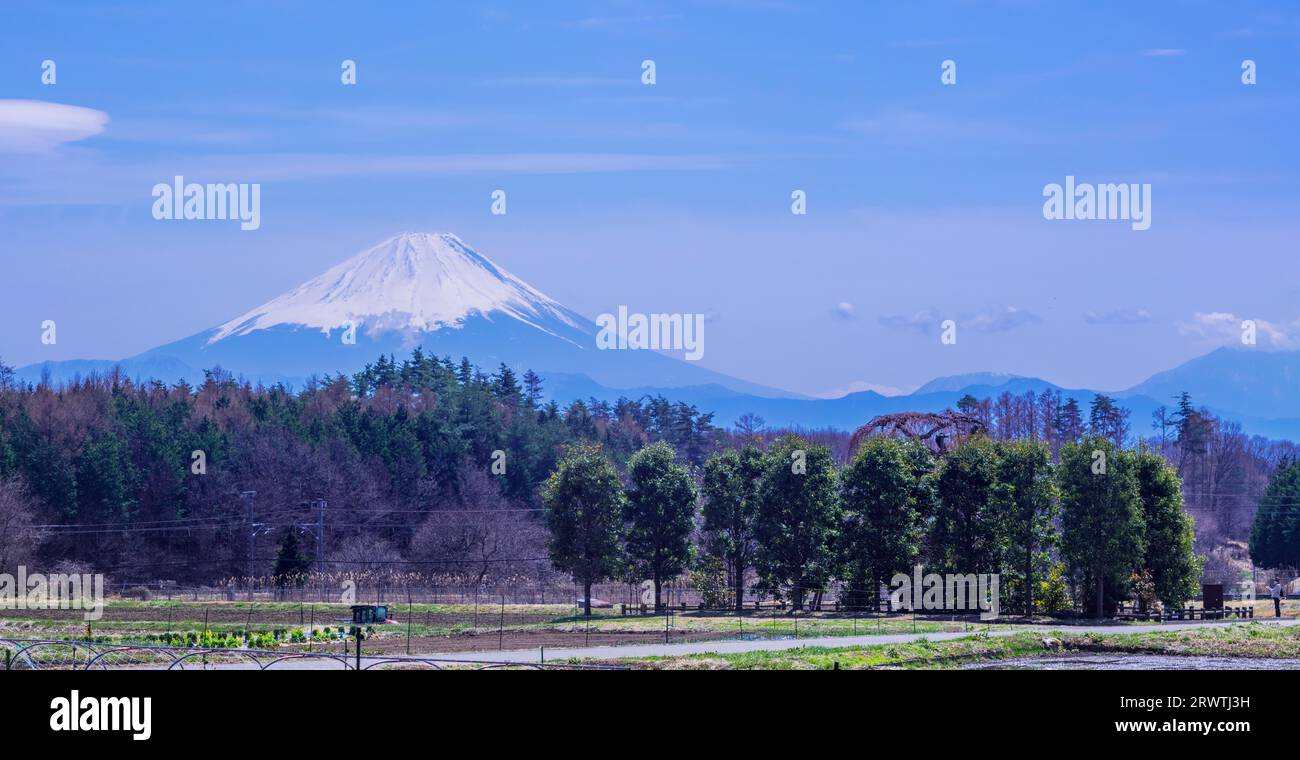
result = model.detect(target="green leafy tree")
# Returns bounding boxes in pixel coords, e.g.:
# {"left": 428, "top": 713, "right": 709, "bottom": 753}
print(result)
{"left": 995, "top": 440, "right": 1057, "bottom": 614}
{"left": 543, "top": 443, "right": 625, "bottom": 616}
{"left": 1249, "top": 457, "right": 1300, "bottom": 570}
{"left": 1057, "top": 438, "right": 1144, "bottom": 617}
{"left": 1134, "top": 447, "right": 1201, "bottom": 608}
{"left": 690, "top": 555, "right": 731, "bottom": 609}
{"left": 701, "top": 445, "right": 763, "bottom": 611}
{"left": 624, "top": 442, "right": 697, "bottom": 611}
{"left": 929, "top": 436, "right": 1004, "bottom": 575}
{"left": 839, "top": 437, "right": 923, "bottom": 610}
{"left": 754, "top": 435, "right": 840, "bottom": 610}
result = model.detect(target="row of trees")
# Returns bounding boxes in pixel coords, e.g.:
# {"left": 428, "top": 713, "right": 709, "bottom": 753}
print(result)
{"left": 544, "top": 431, "right": 1201, "bottom": 617}
{"left": 955, "top": 386, "right": 1296, "bottom": 546}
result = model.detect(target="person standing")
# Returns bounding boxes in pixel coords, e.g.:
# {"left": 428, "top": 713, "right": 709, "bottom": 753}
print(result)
{"left": 1268, "top": 579, "right": 1283, "bottom": 618}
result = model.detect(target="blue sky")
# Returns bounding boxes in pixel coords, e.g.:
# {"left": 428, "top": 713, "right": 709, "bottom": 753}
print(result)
{"left": 2, "top": 1, "right": 1299, "bottom": 397}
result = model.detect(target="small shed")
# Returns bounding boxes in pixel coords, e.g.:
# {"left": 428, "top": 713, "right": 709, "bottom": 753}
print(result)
{"left": 350, "top": 605, "right": 388, "bottom": 625}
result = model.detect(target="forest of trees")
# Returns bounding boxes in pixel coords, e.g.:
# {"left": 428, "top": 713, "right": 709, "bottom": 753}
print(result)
{"left": 0, "top": 350, "right": 721, "bottom": 586}
{"left": 0, "top": 350, "right": 1292, "bottom": 604}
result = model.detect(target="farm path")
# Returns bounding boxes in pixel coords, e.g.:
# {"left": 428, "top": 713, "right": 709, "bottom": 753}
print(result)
{"left": 422, "top": 618, "right": 1300, "bottom": 663}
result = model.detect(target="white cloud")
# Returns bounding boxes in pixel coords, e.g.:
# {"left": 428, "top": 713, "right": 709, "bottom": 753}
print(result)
{"left": 831, "top": 301, "right": 856, "bottom": 320}
{"left": 1143, "top": 48, "right": 1187, "bottom": 57}
{"left": 881, "top": 305, "right": 1039, "bottom": 334}
{"left": 0, "top": 100, "right": 108, "bottom": 153}
{"left": 962, "top": 305, "right": 1039, "bottom": 333}
{"left": 1178, "top": 311, "right": 1298, "bottom": 349}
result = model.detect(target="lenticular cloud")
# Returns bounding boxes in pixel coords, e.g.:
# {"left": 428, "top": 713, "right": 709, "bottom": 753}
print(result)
{"left": 0, "top": 99, "right": 108, "bottom": 153}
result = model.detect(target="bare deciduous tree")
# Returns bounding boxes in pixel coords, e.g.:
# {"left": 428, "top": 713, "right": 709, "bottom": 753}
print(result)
{"left": 0, "top": 477, "right": 42, "bottom": 572}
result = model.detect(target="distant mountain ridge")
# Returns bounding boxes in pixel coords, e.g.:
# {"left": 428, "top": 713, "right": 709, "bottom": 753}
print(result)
{"left": 11, "top": 234, "right": 1300, "bottom": 440}
{"left": 16, "top": 232, "right": 795, "bottom": 400}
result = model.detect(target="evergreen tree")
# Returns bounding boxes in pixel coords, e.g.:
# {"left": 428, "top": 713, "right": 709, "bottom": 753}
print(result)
{"left": 995, "top": 439, "right": 1057, "bottom": 614}
{"left": 492, "top": 364, "right": 521, "bottom": 405}
{"left": 839, "top": 437, "right": 922, "bottom": 609}
{"left": 273, "top": 528, "right": 311, "bottom": 587}
{"left": 522, "top": 370, "right": 544, "bottom": 408}
{"left": 929, "top": 436, "right": 1003, "bottom": 575}
{"left": 1250, "top": 457, "right": 1300, "bottom": 570}
{"left": 1055, "top": 398, "right": 1085, "bottom": 445}
{"left": 1134, "top": 447, "right": 1201, "bottom": 608}
{"left": 1057, "top": 438, "right": 1145, "bottom": 617}
{"left": 753, "top": 435, "right": 840, "bottom": 609}
{"left": 1088, "top": 394, "right": 1130, "bottom": 447}
{"left": 701, "top": 445, "right": 763, "bottom": 611}
{"left": 543, "top": 443, "right": 625, "bottom": 616}
{"left": 624, "top": 442, "right": 697, "bottom": 610}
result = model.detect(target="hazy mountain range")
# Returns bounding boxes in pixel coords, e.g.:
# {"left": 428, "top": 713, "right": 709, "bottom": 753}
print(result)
{"left": 14, "top": 232, "right": 1300, "bottom": 440}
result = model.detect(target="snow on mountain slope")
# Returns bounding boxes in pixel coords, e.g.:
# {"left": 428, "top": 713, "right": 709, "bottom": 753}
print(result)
{"left": 13, "top": 231, "right": 801, "bottom": 399}
{"left": 209, "top": 232, "right": 585, "bottom": 343}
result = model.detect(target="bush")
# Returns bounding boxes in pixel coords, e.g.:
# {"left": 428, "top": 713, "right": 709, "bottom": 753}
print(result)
{"left": 690, "top": 556, "right": 732, "bottom": 609}
{"left": 1036, "top": 562, "right": 1071, "bottom": 615}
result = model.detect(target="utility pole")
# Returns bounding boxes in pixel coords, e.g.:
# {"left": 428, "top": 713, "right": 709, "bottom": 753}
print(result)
{"left": 295, "top": 498, "right": 326, "bottom": 579}
{"left": 241, "top": 490, "right": 257, "bottom": 601}
{"left": 314, "top": 498, "right": 326, "bottom": 574}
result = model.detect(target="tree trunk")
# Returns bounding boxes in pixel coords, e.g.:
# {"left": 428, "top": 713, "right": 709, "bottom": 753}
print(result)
{"left": 734, "top": 558, "right": 744, "bottom": 613}
{"left": 584, "top": 581, "right": 592, "bottom": 617}
{"left": 1025, "top": 544, "right": 1034, "bottom": 616}
{"left": 1094, "top": 575, "right": 1104, "bottom": 619}
{"left": 653, "top": 574, "right": 662, "bottom": 613}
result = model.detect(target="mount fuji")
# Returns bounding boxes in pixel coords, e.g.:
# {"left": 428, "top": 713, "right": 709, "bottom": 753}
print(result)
{"left": 14, "top": 232, "right": 1300, "bottom": 440}
{"left": 17, "top": 232, "right": 795, "bottom": 398}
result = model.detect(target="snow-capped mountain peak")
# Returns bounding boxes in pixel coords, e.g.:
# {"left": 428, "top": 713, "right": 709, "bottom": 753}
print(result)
{"left": 209, "top": 232, "right": 581, "bottom": 343}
